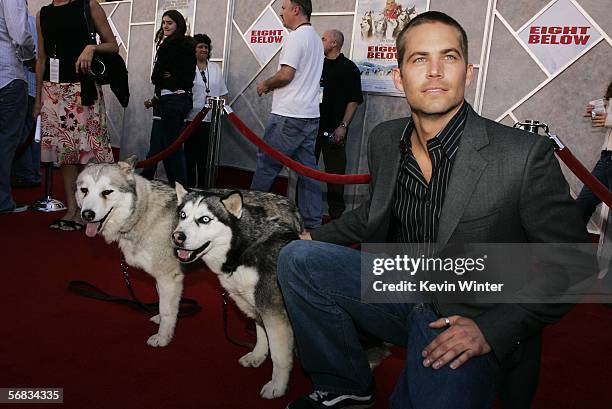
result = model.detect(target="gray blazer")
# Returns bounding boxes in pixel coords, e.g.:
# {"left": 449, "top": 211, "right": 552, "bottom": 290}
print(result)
{"left": 312, "top": 104, "right": 589, "bottom": 364}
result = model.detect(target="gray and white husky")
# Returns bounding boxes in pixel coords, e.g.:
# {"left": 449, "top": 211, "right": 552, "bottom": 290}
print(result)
{"left": 75, "top": 157, "right": 183, "bottom": 348}
{"left": 172, "top": 184, "right": 303, "bottom": 399}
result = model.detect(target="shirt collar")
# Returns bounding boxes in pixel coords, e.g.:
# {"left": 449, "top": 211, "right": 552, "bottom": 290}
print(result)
{"left": 400, "top": 101, "right": 469, "bottom": 162}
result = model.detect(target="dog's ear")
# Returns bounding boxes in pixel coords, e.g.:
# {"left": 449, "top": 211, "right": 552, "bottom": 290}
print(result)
{"left": 124, "top": 155, "right": 138, "bottom": 167}
{"left": 117, "top": 155, "right": 138, "bottom": 174}
{"left": 175, "top": 182, "right": 189, "bottom": 203}
{"left": 221, "top": 191, "right": 243, "bottom": 219}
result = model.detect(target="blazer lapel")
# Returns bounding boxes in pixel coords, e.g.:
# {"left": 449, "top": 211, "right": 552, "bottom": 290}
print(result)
{"left": 366, "top": 122, "right": 404, "bottom": 238}
{"left": 377, "top": 130, "right": 403, "bottom": 210}
{"left": 437, "top": 107, "right": 489, "bottom": 248}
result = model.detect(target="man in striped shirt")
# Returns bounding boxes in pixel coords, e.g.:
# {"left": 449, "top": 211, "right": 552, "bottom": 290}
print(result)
{"left": 0, "top": 0, "right": 35, "bottom": 213}
{"left": 278, "top": 10, "right": 588, "bottom": 409}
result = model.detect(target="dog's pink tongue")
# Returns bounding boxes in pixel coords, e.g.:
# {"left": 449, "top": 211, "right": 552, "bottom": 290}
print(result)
{"left": 177, "top": 249, "right": 192, "bottom": 260}
{"left": 85, "top": 223, "right": 98, "bottom": 238}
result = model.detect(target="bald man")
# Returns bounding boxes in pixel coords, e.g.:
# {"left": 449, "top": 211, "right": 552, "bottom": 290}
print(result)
{"left": 317, "top": 29, "right": 363, "bottom": 219}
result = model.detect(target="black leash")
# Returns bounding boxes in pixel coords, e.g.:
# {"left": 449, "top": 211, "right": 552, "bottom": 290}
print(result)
{"left": 222, "top": 292, "right": 255, "bottom": 349}
{"left": 68, "top": 254, "right": 201, "bottom": 318}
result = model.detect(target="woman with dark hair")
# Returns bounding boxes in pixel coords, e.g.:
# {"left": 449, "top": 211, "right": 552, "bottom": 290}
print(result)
{"left": 184, "top": 33, "right": 228, "bottom": 188}
{"left": 34, "top": 0, "right": 118, "bottom": 231}
{"left": 142, "top": 9, "right": 195, "bottom": 186}
{"left": 576, "top": 80, "right": 612, "bottom": 223}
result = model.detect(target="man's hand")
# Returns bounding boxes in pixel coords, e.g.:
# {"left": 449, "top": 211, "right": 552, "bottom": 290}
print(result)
{"left": 422, "top": 315, "right": 491, "bottom": 370}
{"left": 592, "top": 112, "right": 608, "bottom": 127}
{"left": 256, "top": 81, "right": 270, "bottom": 96}
{"left": 333, "top": 126, "right": 347, "bottom": 145}
{"left": 584, "top": 104, "right": 594, "bottom": 117}
{"left": 299, "top": 231, "right": 312, "bottom": 240}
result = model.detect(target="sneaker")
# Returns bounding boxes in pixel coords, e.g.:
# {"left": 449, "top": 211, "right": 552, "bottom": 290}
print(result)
{"left": 0, "top": 203, "right": 28, "bottom": 214}
{"left": 286, "top": 388, "right": 375, "bottom": 409}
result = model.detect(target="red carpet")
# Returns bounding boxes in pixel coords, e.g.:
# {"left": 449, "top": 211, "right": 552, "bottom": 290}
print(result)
{"left": 1, "top": 168, "right": 610, "bottom": 409}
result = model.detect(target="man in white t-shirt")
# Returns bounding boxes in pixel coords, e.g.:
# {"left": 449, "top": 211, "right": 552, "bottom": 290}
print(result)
{"left": 251, "top": 0, "right": 324, "bottom": 230}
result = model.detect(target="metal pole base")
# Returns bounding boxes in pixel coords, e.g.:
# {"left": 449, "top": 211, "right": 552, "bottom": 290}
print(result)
{"left": 31, "top": 196, "right": 67, "bottom": 212}
{"left": 32, "top": 163, "right": 66, "bottom": 212}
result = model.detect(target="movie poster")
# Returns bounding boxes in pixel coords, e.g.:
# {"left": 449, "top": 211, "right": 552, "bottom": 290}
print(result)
{"left": 244, "top": 7, "right": 287, "bottom": 67}
{"left": 352, "top": 0, "right": 429, "bottom": 96}
{"left": 155, "top": 0, "right": 196, "bottom": 36}
{"left": 517, "top": 0, "right": 602, "bottom": 75}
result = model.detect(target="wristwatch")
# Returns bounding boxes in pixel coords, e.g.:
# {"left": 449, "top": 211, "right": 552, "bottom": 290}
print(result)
{"left": 340, "top": 121, "right": 348, "bottom": 128}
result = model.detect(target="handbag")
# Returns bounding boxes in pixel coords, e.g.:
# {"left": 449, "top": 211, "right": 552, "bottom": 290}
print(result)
{"left": 82, "top": 0, "right": 130, "bottom": 107}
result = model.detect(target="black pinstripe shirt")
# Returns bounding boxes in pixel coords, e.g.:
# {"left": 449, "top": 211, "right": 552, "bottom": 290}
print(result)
{"left": 392, "top": 103, "right": 468, "bottom": 243}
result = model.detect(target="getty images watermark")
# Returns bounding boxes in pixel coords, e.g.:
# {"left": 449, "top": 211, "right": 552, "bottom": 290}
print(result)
{"left": 360, "top": 243, "right": 612, "bottom": 304}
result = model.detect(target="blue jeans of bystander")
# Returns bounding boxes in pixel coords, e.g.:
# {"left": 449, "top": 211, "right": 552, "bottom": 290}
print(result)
{"left": 0, "top": 79, "right": 28, "bottom": 211}
{"left": 250, "top": 114, "right": 322, "bottom": 229}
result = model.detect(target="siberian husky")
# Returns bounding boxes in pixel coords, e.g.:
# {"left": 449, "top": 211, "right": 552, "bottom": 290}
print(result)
{"left": 75, "top": 157, "right": 183, "bottom": 348}
{"left": 171, "top": 185, "right": 303, "bottom": 399}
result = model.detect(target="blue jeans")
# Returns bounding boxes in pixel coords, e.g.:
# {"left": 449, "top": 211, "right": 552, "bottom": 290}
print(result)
{"left": 12, "top": 95, "right": 40, "bottom": 183}
{"left": 250, "top": 114, "right": 322, "bottom": 229}
{"left": 277, "top": 240, "right": 499, "bottom": 409}
{"left": 161, "top": 93, "right": 192, "bottom": 186}
{"left": 576, "top": 150, "right": 612, "bottom": 224}
{"left": 0, "top": 79, "right": 28, "bottom": 211}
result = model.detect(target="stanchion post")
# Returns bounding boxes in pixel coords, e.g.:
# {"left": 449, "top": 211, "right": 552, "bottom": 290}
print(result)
{"left": 31, "top": 162, "right": 66, "bottom": 212}
{"left": 204, "top": 97, "right": 225, "bottom": 189}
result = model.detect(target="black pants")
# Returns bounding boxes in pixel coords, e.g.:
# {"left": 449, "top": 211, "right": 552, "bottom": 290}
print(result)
{"left": 315, "top": 136, "right": 346, "bottom": 219}
{"left": 160, "top": 94, "right": 192, "bottom": 187}
{"left": 185, "top": 121, "right": 212, "bottom": 188}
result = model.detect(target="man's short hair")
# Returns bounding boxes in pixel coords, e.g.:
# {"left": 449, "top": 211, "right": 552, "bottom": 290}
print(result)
{"left": 396, "top": 11, "right": 469, "bottom": 67}
{"left": 291, "top": 0, "right": 312, "bottom": 20}
{"left": 330, "top": 29, "right": 344, "bottom": 49}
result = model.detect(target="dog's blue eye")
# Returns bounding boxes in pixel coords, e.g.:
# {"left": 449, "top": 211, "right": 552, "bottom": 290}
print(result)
{"left": 80, "top": 188, "right": 88, "bottom": 195}
{"left": 102, "top": 189, "right": 114, "bottom": 197}
{"left": 179, "top": 211, "right": 186, "bottom": 219}
{"left": 199, "top": 216, "right": 211, "bottom": 224}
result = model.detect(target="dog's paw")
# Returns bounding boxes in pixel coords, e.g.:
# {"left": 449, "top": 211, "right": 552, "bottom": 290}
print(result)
{"left": 149, "top": 314, "right": 161, "bottom": 324}
{"left": 259, "top": 380, "right": 287, "bottom": 399}
{"left": 239, "top": 351, "right": 267, "bottom": 368}
{"left": 146, "top": 333, "right": 171, "bottom": 347}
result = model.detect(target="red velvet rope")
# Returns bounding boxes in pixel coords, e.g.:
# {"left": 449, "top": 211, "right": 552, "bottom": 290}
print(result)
{"left": 555, "top": 147, "right": 612, "bottom": 208}
{"left": 135, "top": 107, "right": 210, "bottom": 169}
{"left": 226, "top": 112, "right": 371, "bottom": 185}
{"left": 129, "top": 106, "right": 612, "bottom": 205}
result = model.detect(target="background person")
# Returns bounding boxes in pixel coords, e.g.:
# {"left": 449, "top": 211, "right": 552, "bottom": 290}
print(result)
{"left": 144, "top": 10, "right": 195, "bottom": 187}
{"left": 0, "top": 0, "right": 35, "bottom": 214}
{"left": 278, "top": 11, "right": 589, "bottom": 409}
{"left": 184, "top": 33, "right": 228, "bottom": 188}
{"left": 251, "top": 0, "right": 324, "bottom": 230}
{"left": 11, "top": 12, "right": 40, "bottom": 190}
{"left": 34, "top": 0, "right": 118, "bottom": 231}
{"left": 575, "top": 80, "right": 612, "bottom": 224}
{"left": 316, "top": 29, "right": 363, "bottom": 219}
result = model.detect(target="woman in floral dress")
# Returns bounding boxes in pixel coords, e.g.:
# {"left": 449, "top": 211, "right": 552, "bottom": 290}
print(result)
{"left": 33, "top": 0, "right": 118, "bottom": 230}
